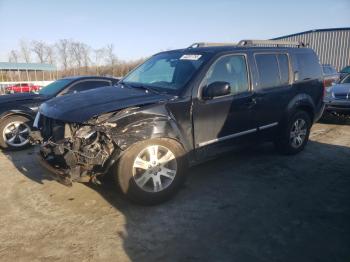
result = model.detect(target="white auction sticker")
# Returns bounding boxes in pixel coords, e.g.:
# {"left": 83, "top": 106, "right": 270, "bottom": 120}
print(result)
{"left": 180, "top": 54, "right": 202, "bottom": 60}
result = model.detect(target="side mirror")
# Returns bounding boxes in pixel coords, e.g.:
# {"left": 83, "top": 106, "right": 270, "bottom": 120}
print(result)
{"left": 294, "top": 71, "right": 300, "bottom": 82}
{"left": 202, "top": 81, "right": 231, "bottom": 99}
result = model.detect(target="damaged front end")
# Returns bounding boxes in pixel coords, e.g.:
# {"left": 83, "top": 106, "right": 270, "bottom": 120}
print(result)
{"left": 33, "top": 114, "right": 120, "bottom": 186}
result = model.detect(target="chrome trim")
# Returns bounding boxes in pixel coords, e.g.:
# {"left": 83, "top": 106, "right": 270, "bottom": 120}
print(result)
{"left": 197, "top": 128, "right": 257, "bottom": 147}
{"left": 259, "top": 122, "right": 278, "bottom": 130}
{"left": 33, "top": 112, "right": 40, "bottom": 128}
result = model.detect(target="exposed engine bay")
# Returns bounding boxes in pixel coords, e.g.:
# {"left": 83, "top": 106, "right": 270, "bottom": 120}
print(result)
{"left": 32, "top": 114, "right": 120, "bottom": 185}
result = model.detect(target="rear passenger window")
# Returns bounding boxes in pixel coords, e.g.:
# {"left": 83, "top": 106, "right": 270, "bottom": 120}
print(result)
{"left": 255, "top": 53, "right": 290, "bottom": 89}
{"left": 255, "top": 54, "right": 280, "bottom": 89}
{"left": 295, "top": 53, "right": 321, "bottom": 81}
{"left": 277, "top": 54, "right": 289, "bottom": 85}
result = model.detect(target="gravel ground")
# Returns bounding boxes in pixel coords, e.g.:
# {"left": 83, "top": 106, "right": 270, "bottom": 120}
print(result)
{"left": 0, "top": 116, "right": 349, "bottom": 262}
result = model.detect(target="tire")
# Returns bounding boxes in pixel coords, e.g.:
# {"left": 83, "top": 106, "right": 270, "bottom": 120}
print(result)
{"left": 274, "top": 111, "right": 311, "bottom": 155}
{"left": 115, "top": 138, "right": 187, "bottom": 205}
{"left": 0, "top": 115, "right": 32, "bottom": 150}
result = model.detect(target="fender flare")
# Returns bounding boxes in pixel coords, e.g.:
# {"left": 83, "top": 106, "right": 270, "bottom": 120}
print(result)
{"left": 284, "top": 93, "right": 316, "bottom": 122}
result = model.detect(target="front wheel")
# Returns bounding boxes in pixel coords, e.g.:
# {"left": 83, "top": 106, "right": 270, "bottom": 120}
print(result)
{"left": 115, "top": 138, "right": 187, "bottom": 205}
{"left": 0, "top": 115, "right": 32, "bottom": 150}
{"left": 274, "top": 111, "right": 311, "bottom": 155}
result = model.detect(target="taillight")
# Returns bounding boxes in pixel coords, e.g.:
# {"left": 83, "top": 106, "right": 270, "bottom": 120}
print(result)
{"left": 322, "top": 79, "right": 327, "bottom": 98}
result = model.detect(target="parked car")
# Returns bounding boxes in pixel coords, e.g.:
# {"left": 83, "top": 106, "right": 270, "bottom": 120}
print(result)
{"left": 5, "top": 83, "right": 42, "bottom": 94}
{"left": 0, "top": 76, "right": 119, "bottom": 150}
{"left": 33, "top": 40, "right": 324, "bottom": 205}
{"left": 324, "top": 73, "right": 350, "bottom": 115}
{"left": 322, "top": 64, "right": 339, "bottom": 87}
{"left": 339, "top": 65, "right": 350, "bottom": 80}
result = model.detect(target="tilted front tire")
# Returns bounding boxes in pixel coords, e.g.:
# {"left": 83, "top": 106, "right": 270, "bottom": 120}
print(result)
{"left": 0, "top": 115, "right": 32, "bottom": 150}
{"left": 274, "top": 111, "right": 311, "bottom": 155}
{"left": 115, "top": 138, "right": 187, "bottom": 205}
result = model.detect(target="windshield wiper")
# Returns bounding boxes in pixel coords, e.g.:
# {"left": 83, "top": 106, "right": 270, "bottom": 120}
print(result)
{"left": 120, "top": 82, "right": 160, "bottom": 94}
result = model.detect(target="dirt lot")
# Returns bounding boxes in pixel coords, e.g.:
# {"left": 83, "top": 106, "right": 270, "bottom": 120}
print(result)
{"left": 0, "top": 116, "right": 349, "bottom": 262}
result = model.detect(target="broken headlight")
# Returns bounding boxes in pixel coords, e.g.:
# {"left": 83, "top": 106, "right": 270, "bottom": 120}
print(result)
{"left": 75, "top": 126, "right": 96, "bottom": 140}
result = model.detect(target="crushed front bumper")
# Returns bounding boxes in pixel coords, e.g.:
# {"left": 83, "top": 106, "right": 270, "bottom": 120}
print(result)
{"left": 37, "top": 151, "right": 92, "bottom": 187}
{"left": 37, "top": 153, "right": 74, "bottom": 186}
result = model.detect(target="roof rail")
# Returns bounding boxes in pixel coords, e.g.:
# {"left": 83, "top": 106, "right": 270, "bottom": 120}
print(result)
{"left": 188, "top": 42, "right": 236, "bottom": 48}
{"left": 238, "top": 39, "right": 306, "bottom": 47}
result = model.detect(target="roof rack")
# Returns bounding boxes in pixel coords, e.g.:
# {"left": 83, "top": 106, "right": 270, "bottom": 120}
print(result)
{"left": 188, "top": 42, "right": 236, "bottom": 48}
{"left": 188, "top": 39, "right": 307, "bottom": 49}
{"left": 238, "top": 39, "right": 306, "bottom": 47}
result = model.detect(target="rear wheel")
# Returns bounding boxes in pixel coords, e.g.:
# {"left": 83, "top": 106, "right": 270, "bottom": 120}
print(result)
{"left": 0, "top": 115, "right": 32, "bottom": 150}
{"left": 274, "top": 111, "right": 311, "bottom": 155}
{"left": 115, "top": 138, "right": 187, "bottom": 205}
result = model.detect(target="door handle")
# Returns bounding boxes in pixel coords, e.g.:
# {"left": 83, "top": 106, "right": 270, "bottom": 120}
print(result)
{"left": 245, "top": 97, "right": 257, "bottom": 108}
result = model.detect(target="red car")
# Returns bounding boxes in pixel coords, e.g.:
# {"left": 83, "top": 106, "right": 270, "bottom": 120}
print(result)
{"left": 5, "top": 83, "right": 42, "bottom": 94}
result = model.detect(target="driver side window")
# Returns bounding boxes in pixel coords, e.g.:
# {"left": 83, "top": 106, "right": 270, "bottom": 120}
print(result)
{"left": 204, "top": 55, "right": 249, "bottom": 95}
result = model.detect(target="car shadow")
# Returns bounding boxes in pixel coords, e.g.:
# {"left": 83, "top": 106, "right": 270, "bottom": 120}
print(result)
{"left": 4, "top": 139, "right": 350, "bottom": 261}
{"left": 319, "top": 112, "right": 350, "bottom": 126}
{"left": 1, "top": 146, "right": 55, "bottom": 184}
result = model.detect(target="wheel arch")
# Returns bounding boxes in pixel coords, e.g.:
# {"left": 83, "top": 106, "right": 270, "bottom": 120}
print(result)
{"left": 285, "top": 94, "right": 316, "bottom": 123}
{"left": 105, "top": 104, "right": 192, "bottom": 154}
{"left": 0, "top": 109, "right": 35, "bottom": 122}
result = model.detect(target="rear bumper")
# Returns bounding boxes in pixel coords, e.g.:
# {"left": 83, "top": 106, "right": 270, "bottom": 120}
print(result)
{"left": 324, "top": 100, "right": 350, "bottom": 114}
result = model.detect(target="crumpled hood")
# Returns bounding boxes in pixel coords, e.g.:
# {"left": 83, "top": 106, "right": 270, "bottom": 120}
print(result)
{"left": 39, "top": 85, "right": 172, "bottom": 123}
{"left": 0, "top": 93, "right": 44, "bottom": 104}
{"left": 332, "top": 83, "right": 350, "bottom": 95}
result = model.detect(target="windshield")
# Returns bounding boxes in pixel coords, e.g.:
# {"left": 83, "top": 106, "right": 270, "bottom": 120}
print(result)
{"left": 340, "top": 74, "right": 350, "bottom": 84}
{"left": 340, "top": 66, "right": 350, "bottom": 74}
{"left": 39, "top": 79, "right": 72, "bottom": 96}
{"left": 122, "top": 52, "right": 206, "bottom": 93}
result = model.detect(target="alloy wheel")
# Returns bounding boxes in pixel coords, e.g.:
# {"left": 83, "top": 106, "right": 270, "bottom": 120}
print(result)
{"left": 290, "top": 118, "right": 307, "bottom": 149}
{"left": 132, "top": 145, "right": 177, "bottom": 192}
{"left": 2, "top": 121, "right": 31, "bottom": 148}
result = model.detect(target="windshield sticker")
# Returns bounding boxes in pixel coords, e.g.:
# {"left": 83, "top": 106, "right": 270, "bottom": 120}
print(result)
{"left": 180, "top": 54, "right": 202, "bottom": 60}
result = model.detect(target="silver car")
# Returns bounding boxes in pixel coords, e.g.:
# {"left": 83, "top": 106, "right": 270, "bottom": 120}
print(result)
{"left": 324, "top": 74, "right": 350, "bottom": 115}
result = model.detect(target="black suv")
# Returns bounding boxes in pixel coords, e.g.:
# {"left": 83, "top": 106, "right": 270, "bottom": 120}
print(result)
{"left": 33, "top": 40, "right": 324, "bottom": 204}
{"left": 0, "top": 76, "right": 119, "bottom": 150}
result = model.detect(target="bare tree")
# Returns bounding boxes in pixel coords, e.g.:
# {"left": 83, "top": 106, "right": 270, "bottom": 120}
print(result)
{"left": 45, "top": 45, "right": 55, "bottom": 65}
{"left": 56, "top": 39, "right": 70, "bottom": 71}
{"left": 19, "top": 39, "right": 32, "bottom": 63}
{"left": 8, "top": 50, "right": 19, "bottom": 63}
{"left": 9, "top": 38, "right": 143, "bottom": 77}
{"left": 32, "top": 40, "right": 47, "bottom": 63}
{"left": 81, "top": 43, "right": 91, "bottom": 71}
{"left": 93, "top": 48, "right": 106, "bottom": 74}
{"left": 105, "top": 44, "right": 117, "bottom": 75}
{"left": 69, "top": 41, "right": 83, "bottom": 69}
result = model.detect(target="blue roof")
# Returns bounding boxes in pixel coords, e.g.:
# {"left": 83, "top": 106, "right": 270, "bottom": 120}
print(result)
{"left": 273, "top": 27, "right": 350, "bottom": 40}
{"left": 0, "top": 62, "right": 56, "bottom": 71}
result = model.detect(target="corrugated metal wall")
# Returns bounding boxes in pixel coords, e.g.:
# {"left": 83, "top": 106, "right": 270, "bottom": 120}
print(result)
{"left": 274, "top": 29, "right": 350, "bottom": 71}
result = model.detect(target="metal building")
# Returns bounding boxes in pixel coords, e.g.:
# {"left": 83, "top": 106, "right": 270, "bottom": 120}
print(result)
{"left": 273, "top": 28, "right": 350, "bottom": 71}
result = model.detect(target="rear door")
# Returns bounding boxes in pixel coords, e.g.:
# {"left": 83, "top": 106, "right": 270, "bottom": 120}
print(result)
{"left": 252, "top": 52, "right": 294, "bottom": 129}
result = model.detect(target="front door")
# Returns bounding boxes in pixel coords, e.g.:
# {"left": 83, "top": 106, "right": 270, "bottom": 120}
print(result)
{"left": 192, "top": 54, "right": 256, "bottom": 152}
